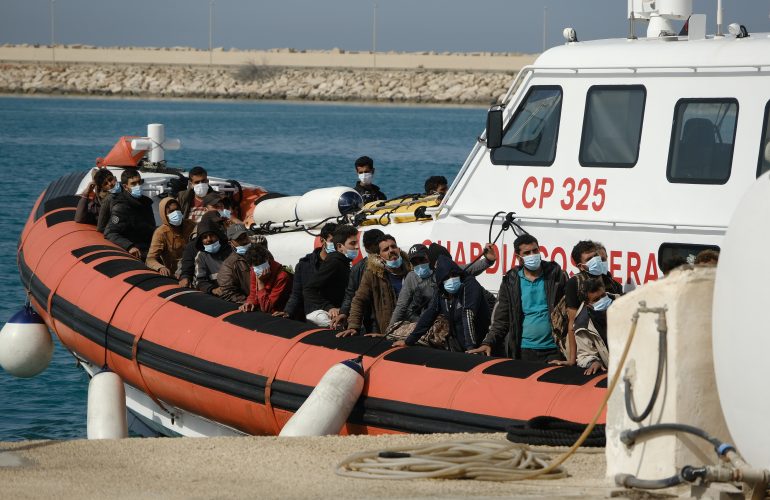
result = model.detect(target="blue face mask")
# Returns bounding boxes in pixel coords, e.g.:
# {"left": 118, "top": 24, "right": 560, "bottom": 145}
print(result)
{"left": 109, "top": 183, "right": 121, "bottom": 194}
{"left": 203, "top": 240, "right": 221, "bottom": 254}
{"left": 219, "top": 209, "right": 231, "bottom": 219}
{"left": 414, "top": 263, "right": 432, "bottom": 279}
{"left": 591, "top": 295, "right": 613, "bottom": 312}
{"left": 235, "top": 243, "right": 250, "bottom": 255}
{"left": 384, "top": 255, "right": 403, "bottom": 269}
{"left": 130, "top": 185, "right": 142, "bottom": 198}
{"left": 345, "top": 248, "right": 359, "bottom": 260}
{"left": 586, "top": 255, "right": 603, "bottom": 276}
{"left": 253, "top": 262, "right": 270, "bottom": 277}
{"left": 599, "top": 260, "right": 609, "bottom": 275}
{"left": 167, "top": 210, "right": 183, "bottom": 227}
{"left": 522, "top": 253, "right": 541, "bottom": 271}
{"left": 443, "top": 277, "right": 461, "bottom": 294}
{"left": 325, "top": 242, "right": 336, "bottom": 253}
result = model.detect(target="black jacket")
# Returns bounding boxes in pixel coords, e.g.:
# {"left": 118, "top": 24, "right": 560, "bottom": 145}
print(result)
{"left": 284, "top": 248, "right": 323, "bottom": 319}
{"left": 406, "top": 256, "right": 491, "bottom": 352}
{"left": 354, "top": 182, "right": 387, "bottom": 205}
{"left": 103, "top": 191, "right": 156, "bottom": 253}
{"left": 191, "top": 216, "right": 232, "bottom": 293}
{"left": 178, "top": 211, "right": 226, "bottom": 283}
{"left": 482, "top": 260, "right": 567, "bottom": 359}
{"left": 303, "top": 251, "right": 352, "bottom": 312}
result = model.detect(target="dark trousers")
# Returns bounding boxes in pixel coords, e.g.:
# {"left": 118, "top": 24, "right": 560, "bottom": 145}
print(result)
{"left": 520, "top": 347, "right": 563, "bottom": 363}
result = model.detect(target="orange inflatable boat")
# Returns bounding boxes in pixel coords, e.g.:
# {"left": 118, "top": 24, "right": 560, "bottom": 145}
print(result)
{"left": 17, "top": 172, "right": 607, "bottom": 436}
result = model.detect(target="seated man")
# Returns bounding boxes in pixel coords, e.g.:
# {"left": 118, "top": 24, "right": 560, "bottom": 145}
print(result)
{"left": 353, "top": 156, "right": 386, "bottom": 204}
{"left": 239, "top": 245, "right": 293, "bottom": 314}
{"left": 395, "top": 255, "right": 491, "bottom": 352}
{"left": 146, "top": 197, "right": 196, "bottom": 277}
{"left": 75, "top": 168, "right": 119, "bottom": 226}
{"left": 563, "top": 240, "right": 623, "bottom": 364}
{"left": 303, "top": 225, "right": 359, "bottom": 327}
{"left": 178, "top": 165, "right": 213, "bottom": 222}
{"left": 573, "top": 279, "right": 613, "bottom": 375}
{"left": 217, "top": 224, "right": 252, "bottom": 303}
{"left": 331, "top": 228, "right": 385, "bottom": 331}
{"left": 104, "top": 169, "right": 156, "bottom": 259}
{"left": 192, "top": 216, "right": 232, "bottom": 295}
{"left": 468, "top": 234, "right": 567, "bottom": 360}
{"left": 424, "top": 175, "right": 448, "bottom": 197}
{"left": 336, "top": 234, "right": 411, "bottom": 338}
{"left": 275, "top": 223, "right": 337, "bottom": 320}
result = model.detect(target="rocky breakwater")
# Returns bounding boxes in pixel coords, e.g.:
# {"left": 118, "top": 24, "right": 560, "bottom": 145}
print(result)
{"left": 0, "top": 62, "right": 515, "bottom": 105}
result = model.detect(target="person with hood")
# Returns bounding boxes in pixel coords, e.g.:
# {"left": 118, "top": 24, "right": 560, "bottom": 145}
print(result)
{"left": 330, "top": 228, "right": 385, "bottom": 331}
{"left": 353, "top": 156, "right": 387, "bottom": 204}
{"left": 239, "top": 244, "right": 293, "bottom": 314}
{"left": 394, "top": 255, "right": 491, "bottom": 352}
{"left": 146, "top": 198, "right": 195, "bottom": 277}
{"left": 336, "top": 234, "right": 411, "bottom": 337}
{"left": 274, "top": 222, "right": 338, "bottom": 320}
{"left": 104, "top": 169, "right": 156, "bottom": 259}
{"left": 216, "top": 223, "right": 252, "bottom": 303}
{"left": 569, "top": 278, "right": 613, "bottom": 375}
{"left": 468, "top": 234, "right": 568, "bottom": 361}
{"left": 75, "top": 168, "right": 120, "bottom": 227}
{"left": 303, "top": 224, "right": 359, "bottom": 327}
{"left": 192, "top": 214, "right": 232, "bottom": 295}
{"left": 177, "top": 166, "right": 213, "bottom": 222}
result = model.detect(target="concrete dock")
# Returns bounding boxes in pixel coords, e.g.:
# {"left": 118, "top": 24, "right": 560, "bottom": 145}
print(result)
{"left": 0, "top": 433, "right": 629, "bottom": 499}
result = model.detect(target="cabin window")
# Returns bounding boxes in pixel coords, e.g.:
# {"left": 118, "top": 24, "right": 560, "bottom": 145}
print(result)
{"left": 667, "top": 99, "right": 738, "bottom": 184}
{"left": 658, "top": 243, "right": 720, "bottom": 272}
{"left": 757, "top": 101, "right": 770, "bottom": 177}
{"left": 579, "top": 86, "right": 646, "bottom": 168}
{"left": 490, "top": 86, "right": 562, "bottom": 166}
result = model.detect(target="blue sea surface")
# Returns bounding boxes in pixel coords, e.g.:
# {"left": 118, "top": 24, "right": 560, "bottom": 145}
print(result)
{"left": 0, "top": 96, "right": 485, "bottom": 440}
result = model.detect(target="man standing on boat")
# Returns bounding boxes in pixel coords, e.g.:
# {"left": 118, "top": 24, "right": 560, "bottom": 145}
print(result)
{"left": 353, "top": 156, "right": 387, "bottom": 204}
{"left": 468, "top": 234, "right": 567, "bottom": 361}
{"left": 103, "top": 169, "right": 156, "bottom": 260}
{"left": 177, "top": 166, "right": 213, "bottom": 223}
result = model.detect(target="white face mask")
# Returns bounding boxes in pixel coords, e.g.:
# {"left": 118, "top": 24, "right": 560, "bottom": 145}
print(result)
{"left": 193, "top": 182, "right": 209, "bottom": 197}
{"left": 358, "top": 172, "right": 373, "bottom": 185}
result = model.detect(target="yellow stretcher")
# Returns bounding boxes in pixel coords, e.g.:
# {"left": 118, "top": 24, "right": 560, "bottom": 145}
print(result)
{"left": 357, "top": 194, "right": 440, "bottom": 226}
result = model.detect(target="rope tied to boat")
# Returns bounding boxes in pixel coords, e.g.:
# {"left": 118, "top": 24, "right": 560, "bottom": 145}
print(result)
{"left": 335, "top": 439, "right": 566, "bottom": 481}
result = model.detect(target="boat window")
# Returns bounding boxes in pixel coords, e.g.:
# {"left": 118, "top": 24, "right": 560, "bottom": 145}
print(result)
{"left": 658, "top": 243, "right": 720, "bottom": 270}
{"left": 490, "top": 86, "right": 562, "bottom": 166}
{"left": 667, "top": 99, "right": 738, "bottom": 184}
{"left": 579, "top": 86, "right": 646, "bottom": 168}
{"left": 757, "top": 101, "right": 770, "bottom": 177}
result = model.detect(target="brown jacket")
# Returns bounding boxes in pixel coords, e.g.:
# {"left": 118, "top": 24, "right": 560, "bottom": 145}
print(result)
{"left": 217, "top": 251, "right": 250, "bottom": 303}
{"left": 348, "top": 251, "right": 412, "bottom": 333}
{"left": 146, "top": 197, "right": 195, "bottom": 276}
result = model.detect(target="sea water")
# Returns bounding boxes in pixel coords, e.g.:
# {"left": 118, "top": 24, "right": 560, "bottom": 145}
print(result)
{"left": 0, "top": 96, "right": 484, "bottom": 440}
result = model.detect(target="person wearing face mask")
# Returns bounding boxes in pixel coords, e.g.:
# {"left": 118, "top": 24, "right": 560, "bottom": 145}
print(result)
{"left": 331, "top": 228, "right": 385, "bottom": 332}
{"left": 303, "top": 225, "right": 359, "bottom": 327}
{"left": 76, "top": 168, "right": 119, "bottom": 227}
{"left": 104, "top": 169, "right": 156, "bottom": 260}
{"left": 468, "top": 234, "right": 567, "bottom": 361}
{"left": 394, "top": 255, "right": 491, "bottom": 352}
{"left": 146, "top": 198, "right": 195, "bottom": 277}
{"left": 562, "top": 240, "right": 623, "bottom": 365}
{"left": 192, "top": 215, "right": 232, "bottom": 296}
{"left": 353, "top": 156, "right": 387, "bottom": 205}
{"left": 239, "top": 244, "right": 293, "bottom": 314}
{"left": 336, "top": 234, "right": 411, "bottom": 338}
{"left": 216, "top": 224, "right": 255, "bottom": 303}
{"left": 593, "top": 242, "right": 624, "bottom": 295}
{"left": 570, "top": 279, "right": 613, "bottom": 376}
{"left": 273, "top": 223, "right": 338, "bottom": 321}
{"left": 177, "top": 166, "right": 213, "bottom": 223}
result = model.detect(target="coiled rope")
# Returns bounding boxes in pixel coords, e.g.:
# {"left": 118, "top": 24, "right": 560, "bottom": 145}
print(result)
{"left": 337, "top": 314, "right": 641, "bottom": 481}
{"left": 335, "top": 439, "right": 566, "bottom": 481}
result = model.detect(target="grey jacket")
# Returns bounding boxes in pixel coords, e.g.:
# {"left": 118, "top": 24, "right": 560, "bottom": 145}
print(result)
{"left": 389, "top": 256, "right": 494, "bottom": 327}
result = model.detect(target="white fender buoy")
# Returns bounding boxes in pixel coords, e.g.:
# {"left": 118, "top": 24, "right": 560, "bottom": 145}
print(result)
{"left": 279, "top": 358, "right": 365, "bottom": 437}
{"left": 0, "top": 307, "right": 53, "bottom": 378}
{"left": 87, "top": 369, "right": 128, "bottom": 439}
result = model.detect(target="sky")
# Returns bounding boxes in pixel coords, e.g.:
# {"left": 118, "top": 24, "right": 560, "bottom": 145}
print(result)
{"left": 1, "top": 1, "right": 769, "bottom": 54}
